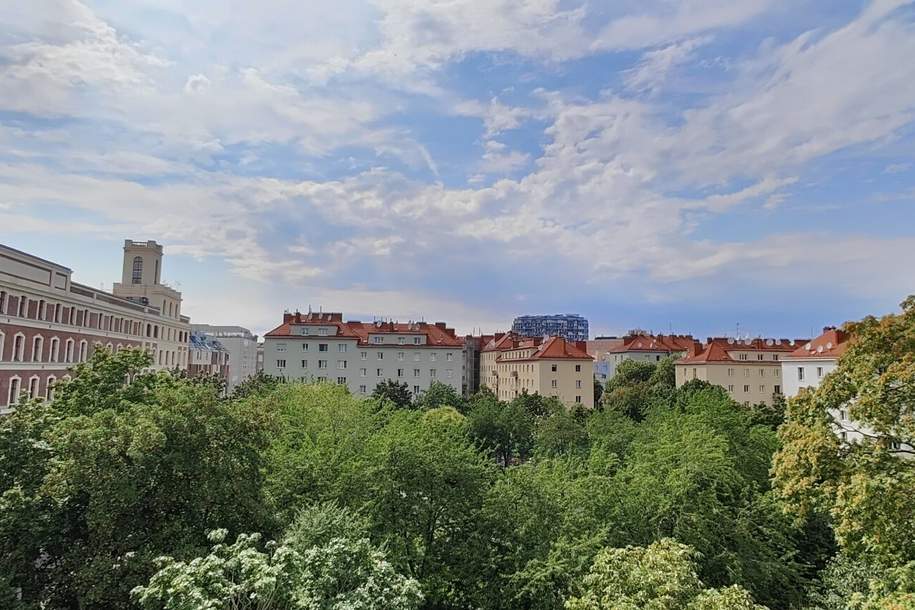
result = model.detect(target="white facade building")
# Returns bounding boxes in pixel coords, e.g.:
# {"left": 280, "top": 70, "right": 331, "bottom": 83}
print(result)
{"left": 191, "top": 324, "right": 258, "bottom": 391}
{"left": 263, "top": 311, "right": 464, "bottom": 397}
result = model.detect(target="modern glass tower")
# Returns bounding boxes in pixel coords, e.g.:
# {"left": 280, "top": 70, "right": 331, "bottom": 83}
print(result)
{"left": 511, "top": 314, "right": 589, "bottom": 342}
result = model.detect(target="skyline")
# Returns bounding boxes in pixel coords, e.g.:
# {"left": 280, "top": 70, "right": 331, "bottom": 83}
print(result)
{"left": 3, "top": 1, "right": 915, "bottom": 338}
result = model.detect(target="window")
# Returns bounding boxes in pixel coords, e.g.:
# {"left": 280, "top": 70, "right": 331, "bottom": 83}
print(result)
{"left": 398, "top": 337, "right": 405, "bottom": 345}
{"left": 8, "top": 377, "right": 22, "bottom": 406}
{"left": 797, "top": 367, "right": 805, "bottom": 381}
{"left": 576, "top": 380, "right": 582, "bottom": 388}
{"left": 377, "top": 352, "right": 384, "bottom": 360}
{"left": 360, "top": 351, "right": 367, "bottom": 360}
{"left": 414, "top": 368, "right": 420, "bottom": 377}
{"left": 759, "top": 385, "right": 766, "bottom": 392}
{"left": 840, "top": 431, "right": 847, "bottom": 442}
{"left": 757, "top": 354, "right": 764, "bottom": 360}
{"left": 319, "top": 344, "right": 328, "bottom": 352}
{"left": 397, "top": 352, "right": 404, "bottom": 361}
{"left": 575, "top": 395, "right": 582, "bottom": 403}
{"left": 744, "top": 369, "right": 749, "bottom": 377}
{"left": 759, "top": 369, "right": 765, "bottom": 377}
{"left": 318, "top": 360, "right": 328, "bottom": 369}
{"left": 276, "top": 343, "right": 287, "bottom": 352}
{"left": 727, "top": 368, "right": 734, "bottom": 377}
{"left": 276, "top": 359, "right": 286, "bottom": 368}
{"left": 18, "top": 296, "right": 27, "bottom": 317}
{"left": 79, "top": 341, "right": 88, "bottom": 362}
{"left": 46, "top": 376, "right": 56, "bottom": 401}
{"left": 739, "top": 353, "right": 748, "bottom": 360}
{"left": 13, "top": 333, "right": 26, "bottom": 362}
{"left": 839, "top": 409, "right": 847, "bottom": 421}
{"left": 132, "top": 256, "right": 143, "bottom": 284}
{"left": 65, "top": 339, "right": 75, "bottom": 363}
{"left": 397, "top": 368, "right": 404, "bottom": 377}
{"left": 430, "top": 369, "right": 437, "bottom": 378}
{"left": 0, "top": 330, "right": 4, "bottom": 361}
{"left": 743, "top": 385, "right": 750, "bottom": 393}
{"left": 359, "top": 385, "right": 367, "bottom": 393}
{"left": 447, "top": 353, "right": 454, "bottom": 362}
{"left": 727, "top": 384, "right": 734, "bottom": 392}
{"left": 337, "top": 376, "right": 346, "bottom": 385}
{"left": 373, "top": 336, "right": 383, "bottom": 344}
{"left": 430, "top": 353, "right": 437, "bottom": 362}
{"left": 301, "top": 360, "right": 308, "bottom": 368}
{"left": 817, "top": 366, "right": 823, "bottom": 378}
{"left": 774, "top": 385, "right": 781, "bottom": 394}
{"left": 338, "top": 344, "right": 347, "bottom": 352}
{"left": 551, "top": 364, "right": 557, "bottom": 372}
{"left": 31, "top": 335, "right": 43, "bottom": 362}
{"left": 775, "top": 369, "right": 780, "bottom": 377}
{"left": 413, "top": 385, "right": 421, "bottom": 394}
{"left": 575, "top": 364, "right": 581, "bottom": 372}
{"left": 337, "top": 360, "right": 347, "bottom": 370}
{"left": 551, "top": 379, "right": 558, "bottom": 388}
{"left": 360, "top": 368, "right": 367, "bottom": 377}
{"left": 376, "top": 368, "right": 383, "bottom": 376}
{"left": 302, "top": 343, "right": 309, "bottom": 351}
{"left": 319, "top": 328, "right": 328, "bottom": 337}
{"left": 413, "top": 337, "right": 421, "bottom": 345}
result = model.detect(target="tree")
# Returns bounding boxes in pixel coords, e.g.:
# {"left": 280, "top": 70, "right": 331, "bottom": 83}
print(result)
{"left": 465, "top": 394, "right": 534, "bottom": 466}
{"left": 565, "top": 539, "right": 768, "bottom": 610}
{"left": 0, "top": 348, "right": 273, "bottom": 608}
{"left": 534, "top": 408, "right": 589, "bottom": 456}
{"left": 231, "top": 370, "right": 282, "bottom": 400}
{"left": 773, "top": 296, "right": 915, "bottom": 565}
{"left": 593, "top": 378, "right": 603, "bottom": 407}
{"left": 371, "top": 379, "right": 413, "bottom": 408}
{"left": 415, "top": 380, "right": 465, "bottom": 412}
{"left": 133, "top": 504, "right": 423, "bottom": 610}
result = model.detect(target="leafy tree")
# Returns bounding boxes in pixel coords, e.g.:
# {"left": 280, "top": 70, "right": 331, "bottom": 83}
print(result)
{"left": 132, "top": 510, "right": 423, "bottom": 610}
{"left": 593, "top": 377, "right": 603, "bottom": 407}
{"left": 601, "top": 360, "right": 658, "bottom": 420}
{"left": 773, "top": 296, "right": 915, "bottom": 565}
{"left": 512, "top": 391, "right": 563, "bottom": 420}
{"left": 565, "top": 538, "right": 768, "bottom": 610}
{"left": 465, "top": 394, "right": 534, "bottom": 466}
{"left": 231, "top": 370, "right": 282, "bottom": 400}
{"left": 369, "top": 409, "right": 496, "bottom": 607}
{"left": 371, "top": 379, "right": 413, "bottom": 408}
{"left": 415, "top": 380, "right": 465, "bottom": 412}
{"left": 534, "top": 408, "right": 589, "bottom": 456}
{"left": 0, "top": 348, "right": 273, "bottom": 608}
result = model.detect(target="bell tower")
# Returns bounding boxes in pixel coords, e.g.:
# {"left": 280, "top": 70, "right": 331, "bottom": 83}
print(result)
{"left": 120, "top": 240, "right": 163, "bottom": 287}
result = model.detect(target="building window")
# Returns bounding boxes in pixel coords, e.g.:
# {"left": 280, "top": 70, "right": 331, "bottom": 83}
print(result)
{"left": 727, "top": 368, "right": 734, "bottom": 377}
{"left": 337, "top": 360, "right": 347, "bottom": 370}
{"left": 301, "top": 360, "right": 308, "bottom": 368}
{"left": 414, "top": 385, "right": 421, "bottom": 394}
{"left": 397, "top": 369, "right": 404, "bottom": 377}
{"left": 276, "top": 343, "right": 287, "bottom": 352}
{"left": 774, "top": 385, "right": 781, "bottom": 394}
{"left": 377, "top": 352, "right": 383, "bottom": 360}
{"left": 31, "top": 335, "right": 44, "bottom": 362}
{"left": 398, "top": 337, "right": 405, "bottom": 345}
{"left": 430, "top": 369, "right": 437, "bottom": 378}
{"left": 13, "top": 333, "right": 26, "bottom": 362}
{"left": 302, "top": 343, "right": 309, "bottom": 351}
{"left": 132, "top": 256, "right": 143, "bottom": 284}
{"left": 551, "top": 379, "right": 558, "bottom": 388}
{"left": 576, "top": 380, "right": 582, "bottom": 388}
{"left": 757, "top": 354, "right": 764, "bottom": 360}
{"left": 397, "top": 352, "right": 405, "bottom": 361}
{"left": 376, "top": 368, "right": 383, "bottom": 377}
{"left": 319, "top": 344, "right": 328, "bottom": 352}
{"left": 337, "top": 376, "right": 346, "bottom": 385}
{"left": 743, "top": 385, "right": 750, "bottom": 393}
{"left": 759, "top": 369, "right": 765, "bottom": 377}
{"left": 430, "top": 353, "right": 437, "bottom": 362}
{"left": 8, "top": 377, "right": 22, "bottom": 406}
{"left": 575, "top": 364, "right": 581, "bottom": 372}
{"left": 276, "top": 359, "right": 286, "bottom": 368}
{"left": 79, "top": 341, "right": 88, "bottom": 362}
{"left": 319, "top": 328, "right": 328, "bottom": 337}
{"left": 373, "top": 336, "right": 383, "bottom": 344}
{"left": 46, "top": 376, "right": 56, "bottom": 401}
{"left": 739, "top": 353, "right": 748, "bottom": 361}
{"left": 413, "top": 368, "right": 420, "bottom": 377}
{"left": 18, "top": 296, "right": 27, "bottom": 318}
{"left": 359, "top": 385, "right": 367, "bottom": 393}
{"left": 759, "top": 385, "right": 765, "bottom": 393}
{"left": 27, "top": 376, "right": 40, "bottom": 400}
{"left": 744, "top": 369, "right": 749, "bottom": 377}
{"left": 65, "top": 339, "right": 75, "bottom": 363}
{"left": 318, "top": 360, "right": 327, "bottom": 369}
{"left": 840, "top": 431, "right": 847, "bottom": 442}
{"left": 575, "top": 395, "right": 582, "bottom": 403}
{"left": 360, "top": 368, "right": 367, "bottom": 377}
{"left": 727, "top": 384, "right": 734, "bottom": 392}
{"left": 839, "top": 409, "right": 847, "bottom": 421}
{"left": 817, "top": 366, "right": 823, "bottom": 378}
{"left": 551, "top": 364, "right": 557, "bottom": 372}
{"left": 338, "top": 344, "right": 347, "bottom": 352}
{"left": 413, "top": 337, "right": 421, "bottom": 345}
{"left": 360, "top": 351, "right": 367, "bottom": 360}
{"left": 447, "top": 353, "right": 454, "bottom": 362}
{"left": 797, "top": 367, "right": 805, "bottom": 381}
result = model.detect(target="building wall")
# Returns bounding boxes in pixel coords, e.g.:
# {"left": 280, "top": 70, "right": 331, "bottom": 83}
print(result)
{"left": 676, "top": 362, "right": 783, "bottom": 406}
{"left": 263, "top": 336, "right": 462, "bottom": 397}
{"left": 484, "top": 348, "right": 593, "bottom": 408}
{"left": 1, "top": 242, "right": 191, "bottom": 411}
{"left": 191, "top": 325, "right": 258, "bottom": 391}
{"left": 781, "top": 358, "right": 838, "bottom": 398}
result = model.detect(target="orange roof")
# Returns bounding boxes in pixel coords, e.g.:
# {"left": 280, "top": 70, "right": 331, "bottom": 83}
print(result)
{"left": 495, "top": 336, "right": 593, "bottom": 362}
{"left": 265, "top": 311, "right": 463, "bottom": 347}
{"left": 606, "top": 334, "right": 700, "bottom": 354}
{"left": 678, "top": 335, "right": 810, "bottom": 364}
{"left": 678, "top": 342, "right": 734, "bottom": 364}
{"left": 784, "top": 328, "right": 849, "bottom": 360}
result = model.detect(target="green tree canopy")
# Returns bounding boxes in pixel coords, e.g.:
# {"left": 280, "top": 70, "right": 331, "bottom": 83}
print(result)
{"left": 371, "top": 379, "right": 414, "bottom": 408}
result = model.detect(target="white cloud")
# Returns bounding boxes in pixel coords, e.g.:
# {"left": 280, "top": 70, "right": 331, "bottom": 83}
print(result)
{"left": 624, "top": 37, "right": 710, "bottom": 94}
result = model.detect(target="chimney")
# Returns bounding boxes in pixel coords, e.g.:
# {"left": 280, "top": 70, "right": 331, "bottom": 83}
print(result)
{"left": 295, "top": 311, "right": 302, "bottom": 323}
{"left": 434, "top": 322, "right": 447, "bottom": 329}
{"left": 283, "top": 312, "right": 294, "bottom": 323}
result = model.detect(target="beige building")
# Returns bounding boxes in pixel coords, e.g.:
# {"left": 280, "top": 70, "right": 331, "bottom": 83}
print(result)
{"left": 675, "top": 337, "right": 806, "bottom": 406}
{"left": 604, "top": 334, "right": 700, "bottom": 380}
{"left": 481, "top": 332, "right": 594, "bottom": 408}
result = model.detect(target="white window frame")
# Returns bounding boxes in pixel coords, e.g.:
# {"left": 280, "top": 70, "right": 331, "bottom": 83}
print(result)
{"left": 32, "top": 334, "right": 44, "bottom": 362}
{"left": 13, "top": 332, "right": 26, "bottom": 362}
{"left": 8, "top": 376, "right": 23, "bottom": 406}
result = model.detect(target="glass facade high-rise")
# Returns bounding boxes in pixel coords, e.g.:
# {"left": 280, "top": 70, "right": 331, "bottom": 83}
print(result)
{"left": 512, "top": 314, "right": 589, "bottom": 342}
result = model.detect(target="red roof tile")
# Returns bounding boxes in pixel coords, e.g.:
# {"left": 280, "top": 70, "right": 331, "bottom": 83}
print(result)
{"left": 784, "top": 328, "right": 849, "bottom": 360}
{"left": 494, "top": 336, "right": 593, "bottom": 362}
{"left": 264, "top": 311, "right": 463, "bottom": 347}
{"left": 606, "top": 334, "right": 700, "bottom": 354}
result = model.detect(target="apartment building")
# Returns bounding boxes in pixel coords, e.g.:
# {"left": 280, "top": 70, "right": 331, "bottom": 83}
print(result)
{"left": 263, "top": 311, "right": 464, "bottom": 397}
{"left": 187, "top": 332, "right": 230, "bottom": 384}
{"left": 587, "top": 336, "right": 625, "bottom": 384}
{"left": 1, "top": 241, "right": 190, "bottom": 412}
{"left": 512, "top": 314, "right": 589, "bottom": 342}
{"left": 605, "top": 334, "right": 700, "bottom": 379}
{"left": 462, "top": 333, "right": 499, "bottom": 397}
{"left": 675, "top": 337, "right": 806, "bottom": 406}
{"left": 191, "top": 324, "right": 258, "bottom": 391}
{"left": 481, "top": 332, "right": 594, "bottom": 408}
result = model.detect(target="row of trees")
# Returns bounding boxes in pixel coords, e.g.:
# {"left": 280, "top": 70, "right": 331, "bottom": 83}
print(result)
{"left": 1, "top": 297, "right": 914, "bottom": 608}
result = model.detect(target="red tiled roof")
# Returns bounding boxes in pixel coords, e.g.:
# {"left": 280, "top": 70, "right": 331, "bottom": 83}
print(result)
{"left": 678, "top": 336, "right": 810, "bottom": 364}
{"left": 784, "top": 328, "right": 849, "bottom": 360}
{"left": 264, "top": 311, "right": 463, "bottom": 347}
{"left": 495, "top": 336, "right": 593, "bottom": 362}
{"left": 678, "top": 342, "right": 733, "bottom": 364}
{"left": 606, "top": 334, "right": 700, "bottom": 354}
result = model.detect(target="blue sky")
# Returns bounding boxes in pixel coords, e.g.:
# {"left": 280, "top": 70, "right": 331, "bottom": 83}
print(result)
{"left": 2, "top": 0, "right": 914, "bottom": 338}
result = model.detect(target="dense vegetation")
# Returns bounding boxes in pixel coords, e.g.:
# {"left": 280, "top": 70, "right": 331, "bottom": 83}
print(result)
{"left": 2, "top": 298, "right": 914, "bottom": 609}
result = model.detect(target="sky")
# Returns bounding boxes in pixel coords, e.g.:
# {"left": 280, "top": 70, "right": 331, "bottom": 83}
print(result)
{"left": 1, "top": 0, "right": 915, "bottom": 339}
